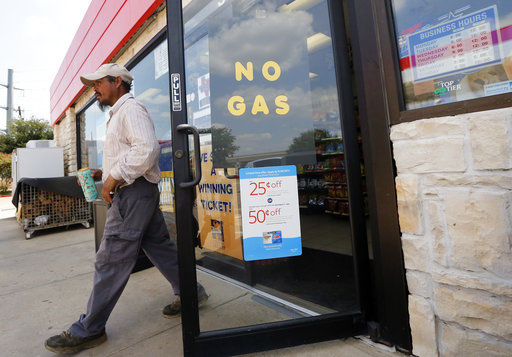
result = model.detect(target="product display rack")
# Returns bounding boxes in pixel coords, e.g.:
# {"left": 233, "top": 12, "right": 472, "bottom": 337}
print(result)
{"left": 297, "top": 133, "right": 367, "bottom": 217}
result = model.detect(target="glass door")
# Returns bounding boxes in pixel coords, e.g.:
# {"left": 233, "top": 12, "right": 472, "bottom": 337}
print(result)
{"left": 166, "top": 0, "right": 370, "bottom": 355}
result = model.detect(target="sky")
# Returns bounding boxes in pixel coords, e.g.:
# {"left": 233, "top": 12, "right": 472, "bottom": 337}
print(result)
{"left": 0, "top": 0, "right": 91, "bottom": 129}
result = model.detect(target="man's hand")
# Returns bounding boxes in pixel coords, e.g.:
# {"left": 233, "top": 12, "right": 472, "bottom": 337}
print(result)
{"left": 77, "top": 169, "right": 103, "bottom": 186}
{"left": 91, "top": 169, "right": 103, "bottom": 181}
{"left": 101, "top": 175, "right": 121, "bottom": 204}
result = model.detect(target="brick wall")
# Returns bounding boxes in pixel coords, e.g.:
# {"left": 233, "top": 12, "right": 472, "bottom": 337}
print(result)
{"left": 391, "top": 108, "right": 512, "bottom": 356}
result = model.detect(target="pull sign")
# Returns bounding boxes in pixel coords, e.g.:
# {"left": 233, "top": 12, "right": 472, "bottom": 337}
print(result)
{"left": 171, "top": 73, "right": 182, "bottom": 111}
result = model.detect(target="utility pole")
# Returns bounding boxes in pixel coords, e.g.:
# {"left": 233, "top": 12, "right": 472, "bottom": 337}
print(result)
{"left": 0, "top": 69, "right": 23, "bottom": 131}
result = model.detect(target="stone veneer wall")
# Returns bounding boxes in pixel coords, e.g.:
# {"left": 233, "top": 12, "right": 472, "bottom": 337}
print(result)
{"left": 390, "top": 107, "right": 512, "bottom": 356}
{"left": 54, "top": 4, "right": 166, "bottom": 175}
{"left": 53, "top": 107, "right": 77, "bottom": 175}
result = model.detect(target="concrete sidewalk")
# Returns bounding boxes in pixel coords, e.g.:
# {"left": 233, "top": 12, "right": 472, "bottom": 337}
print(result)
{"left": 0, "top": 195, "right": 16, "bottom": 219}
{"left": 0, "top": 196, "right": 402, "bottom": 356}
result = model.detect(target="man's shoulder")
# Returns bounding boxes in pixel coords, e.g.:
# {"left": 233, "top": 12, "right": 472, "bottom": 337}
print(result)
{"left": 124, "top": 96, "right": 146, "bottom": 109}
{"left": 121, "top": 97, "right": 150, "bottom": 116}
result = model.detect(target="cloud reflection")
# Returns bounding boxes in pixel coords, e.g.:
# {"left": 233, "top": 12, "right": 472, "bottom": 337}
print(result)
{"left": 209, "top": 9, "right": 314, "bottom": 77}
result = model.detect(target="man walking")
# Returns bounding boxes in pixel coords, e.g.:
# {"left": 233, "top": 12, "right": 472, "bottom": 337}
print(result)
{"left": 45, "top": 63, "right": 208, "bottom": 354}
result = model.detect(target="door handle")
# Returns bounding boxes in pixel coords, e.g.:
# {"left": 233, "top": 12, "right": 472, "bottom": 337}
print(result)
{"left": 177, "top": 124, "right": 202, "bottom": 188}
{"left": 222, "top": 168, "right": 239, "bottom": 179}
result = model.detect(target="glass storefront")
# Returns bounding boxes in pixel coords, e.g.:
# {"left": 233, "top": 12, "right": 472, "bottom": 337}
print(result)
{"left": 82, "top": 103, "right": 107, "bottom": 171}
{"left": 181, "top": 0, "right": 367, "bottom": 332}
{"left": 72, "top": 0, "right": 417, "bottom": 351}
{"left": 130, "top": 40, "right": 176, "bottom": 234}
{"left": 391, "top": 0, "right": 512, "bottom": 109}
{"left": 80, "top": 39, "right": 176, "bottom": 235}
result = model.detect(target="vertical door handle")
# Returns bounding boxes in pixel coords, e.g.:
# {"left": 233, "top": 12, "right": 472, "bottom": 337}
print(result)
{"left": 177, "top": 124, "right": 202, "bottom": 188}
{"left": 222, "top": 168, "right": 239, "bottom": 179}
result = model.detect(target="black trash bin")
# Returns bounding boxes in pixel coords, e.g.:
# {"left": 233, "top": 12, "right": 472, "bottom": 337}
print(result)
{"left": 92, "top": 199, "right": 153, "bottom": 273}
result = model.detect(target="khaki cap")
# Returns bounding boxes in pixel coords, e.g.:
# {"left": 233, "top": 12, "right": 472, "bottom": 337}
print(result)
{"left": 80, "top": 63, "right": 134, "bottom": 87}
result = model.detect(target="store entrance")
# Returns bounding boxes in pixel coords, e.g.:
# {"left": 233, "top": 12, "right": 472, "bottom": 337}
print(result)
{"left": 166, "top": 0, "right": 370, "bottom": 355}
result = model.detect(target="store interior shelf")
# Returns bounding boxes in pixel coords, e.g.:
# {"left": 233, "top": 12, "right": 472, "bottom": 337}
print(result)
{"left": 320, "top": 152, "right": 344, "bottom": 156}
{"left": 325, "top": 210, "right": 349, "bottom": 216}
{"left": 326, "top": 197, "right": 349, "bottom": 201}
{"left": 299, "top": 187, "right": 328, "bottom": 191}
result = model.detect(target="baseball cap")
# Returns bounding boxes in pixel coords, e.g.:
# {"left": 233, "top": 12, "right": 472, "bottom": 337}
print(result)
{"left": 80, "top": 63, "right": 134, "bottom": 87}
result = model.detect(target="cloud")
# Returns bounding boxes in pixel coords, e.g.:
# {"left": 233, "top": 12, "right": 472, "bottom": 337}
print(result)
{"left": 208, "top": 9, "right": 314, "bottom": 77}
{"left": 211, "top": 123, "right": 227, "bottom": 129}
{"left": 392, "top": 0, "right": 407, "bottom": 12}
{"left": 234, "top": 133, "right": 273, "bottom": 155}
{"left": 136, "top": 87, "right": 169, "bottom": 105}
{"left": 500, "top": 12, "right": 512, "bottom": 30}
{"left": 136, "top": 88, "right": 161, "bottom": 101}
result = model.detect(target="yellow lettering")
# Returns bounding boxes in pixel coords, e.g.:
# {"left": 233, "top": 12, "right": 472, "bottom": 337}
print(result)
{"left": 227, "top": 96, "right": 246, "bottom": 116}
{"left": 235, "top": 61, "right": 253, "bottom": 81}
{"left": 275, "top": 95, "right": 289, "bottom": 115}
{"left": 262, "top": 61, "right": 281, "bottom": 81}
{"left": 251, "top": 95, "right": 269, "bottom": 115}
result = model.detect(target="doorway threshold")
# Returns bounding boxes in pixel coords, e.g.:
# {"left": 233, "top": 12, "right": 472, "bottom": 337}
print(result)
{"left": 197, "top": 265, "right": 321, "bottom": 317}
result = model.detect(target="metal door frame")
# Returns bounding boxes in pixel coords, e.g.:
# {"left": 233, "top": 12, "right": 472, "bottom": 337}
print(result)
{"left": 166, "top": 0, "right": 370, "bottom": 355}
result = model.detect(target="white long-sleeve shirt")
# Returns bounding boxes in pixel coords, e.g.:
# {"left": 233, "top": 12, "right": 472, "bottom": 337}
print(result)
{"left": 102, "top": 93, "right": 161, "bottom": 185}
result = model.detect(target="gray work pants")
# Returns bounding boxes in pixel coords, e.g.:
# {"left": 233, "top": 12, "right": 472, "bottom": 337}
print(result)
{"left": 69, "top": 177, "right": 180, "bottom": 338}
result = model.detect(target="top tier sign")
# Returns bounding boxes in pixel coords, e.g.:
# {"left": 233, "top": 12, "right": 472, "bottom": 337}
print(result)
{"left": 408, "top": 6, "right": 502, "bottom": 82}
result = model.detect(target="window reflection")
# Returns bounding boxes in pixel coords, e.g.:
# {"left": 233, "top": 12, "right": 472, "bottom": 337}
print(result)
{"left": 131, "top": 40, "right": 172, "bottom": 142}
{"left": 183, "top": 0, "right": 361, "bottom": 320}
{"left": 82, "top": 103, "right": 107, "bottom": 170}
{"left": 392, "top": 0, "right": 512, "bottom": 109}
{"left": 80, "top": 39, "right": 175, "bottom": 234}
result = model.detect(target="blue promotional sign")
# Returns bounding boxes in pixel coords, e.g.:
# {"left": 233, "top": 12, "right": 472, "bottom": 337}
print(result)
{"left": 484, "top": 80, "right": 512, "bottom": 96}
{"left": 408, "top": 6, "right": 502, "bottom": 82}
{"left": 239, "top": 166, "right": 302, "bottom": 261}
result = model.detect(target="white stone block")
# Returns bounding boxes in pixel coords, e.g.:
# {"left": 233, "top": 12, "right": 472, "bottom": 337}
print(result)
{"left": 469, "top": 116, "right": 512, "bottom": 170}
{"left": 391, "top": 117, "right": 464, "bottom": 141}
{"left": 396, "top": 176, "right": 423, "bottom": 234}
{"left": 426, "top": 201, "right": 447, "bottom": 266}
{"left": 393, "top": 138, "right": 466, "bottom": 174}
{"left": 440, "top": 322, "right": 512, "bottom": 357}
{"left": 407, "top": 270, "right": 433, "bottom": 298}
{"left": 434, "top": 285, "right": 512, "bottom": 340}
{"left": 433, "top": 269, "right": 512, "bottom": 298}
{"left": 422, "top": 173, "right": 512, "bottom": 191}
{"left": 444, "top": 189, "right": 512, "bottom": 278}
{"left": 409, "top": 295, "right": 438, "bottom": 357}
{"left": 402, "top": 236, "right": 430, "bottom": 272}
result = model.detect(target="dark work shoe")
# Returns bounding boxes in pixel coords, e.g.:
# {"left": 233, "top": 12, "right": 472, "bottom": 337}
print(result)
{"left": 163, "top": 284, "right": 209, "bottom": 318}
{"left": 44, "top": 330, "right": 107, "bottom": 354}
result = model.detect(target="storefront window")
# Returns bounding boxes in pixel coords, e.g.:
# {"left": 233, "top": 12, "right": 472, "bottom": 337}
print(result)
{"left": 82, "top": 103, "right": 107, "bottom": 170}
{"left": 391, "top": 0, "right": 512, "bottom": 109}
{"left": 130, "top": 39, "right": 175, "bottom": 232}
{"left": 182, "top": 0, "right": 363, "bottom": 332}
{"left": 80, "top": 38, "right": 175, "bottom": 233}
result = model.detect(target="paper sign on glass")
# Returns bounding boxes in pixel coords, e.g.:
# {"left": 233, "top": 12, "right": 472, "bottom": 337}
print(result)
{"left": 239, "top": 165, "right": 302, "bottom": 261}
{"left": 407, "top": 6, "right": 502, "bottom": 82}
